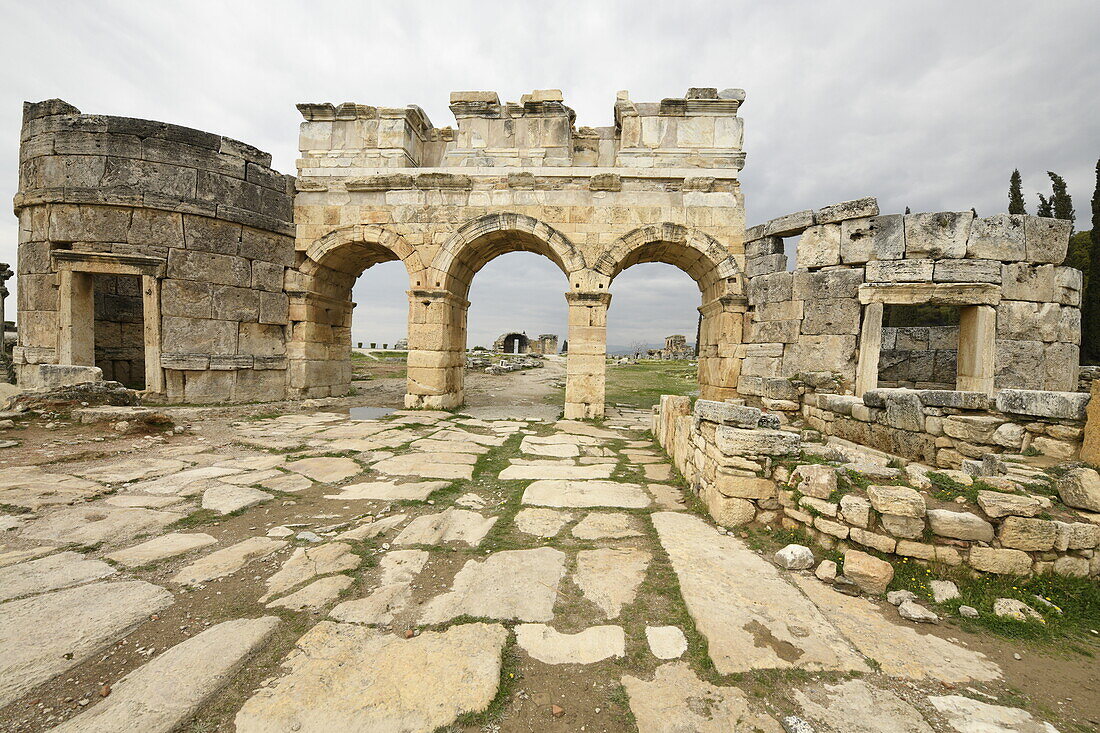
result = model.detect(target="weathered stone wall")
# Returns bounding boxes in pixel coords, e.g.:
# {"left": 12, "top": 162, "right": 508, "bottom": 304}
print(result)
{"left": 739, "top": 202, "right": 1080, "bottom": 397}
{"left": 654, "top": 396, "right": 1099, "bottom": 578}
{"left": 878, "top": 326, "right": 958, "bottom": 389}
{"left": 14, "top": 99, "right": 295, "bottom": 403}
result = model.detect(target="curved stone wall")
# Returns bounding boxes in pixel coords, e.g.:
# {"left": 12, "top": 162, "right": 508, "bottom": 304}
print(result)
{"left": 14, "top": 99, "right": 295, "bottom": 402}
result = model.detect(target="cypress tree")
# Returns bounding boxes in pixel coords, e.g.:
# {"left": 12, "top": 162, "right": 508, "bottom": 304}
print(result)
{"left": 1048, "top": 171, "right": 1076, "bottom": 227}
{"left": 1037, "top": 193, "right": 1053, "bottom": 218}
{"left": 1008, "top": 169, "right": 1026, "bottom": 214}
{"left": 1082, "top": 158, "right": 1100, "bottom": 364}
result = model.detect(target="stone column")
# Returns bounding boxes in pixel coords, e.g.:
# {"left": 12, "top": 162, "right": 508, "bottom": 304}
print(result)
{"left": 855, "top": 301, "right": 884, "bottom": 397}
{"left": 0, "top": 263, "right": 11, "bottom": 377}
{"left": 957, "top": 304, "right": 995, "bottom": 394}
{"left": 698, "top": 295, "right": 747, "bottom": 401}
{"left": 564, "top": 291, "right": 611, "bottom": 419}
{"left": 58, "top": 269, "right": 95, "bottom": 366}
{"left": 141, "top": 274, "right": 164, "bottom": 394}
{"left": 405, "top": 289, "right": 467, "bottom": 410}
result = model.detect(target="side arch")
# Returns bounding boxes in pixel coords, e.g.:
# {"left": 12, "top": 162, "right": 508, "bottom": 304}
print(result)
{"left": 429, "top": 213, "right": 585, "bottom": 297}
{"left": 299, "top": 224, "right": 427, "bottom": 286}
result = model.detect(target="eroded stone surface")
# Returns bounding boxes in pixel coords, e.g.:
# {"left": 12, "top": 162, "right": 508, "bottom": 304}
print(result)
{"left": 234, "top": 621, "right": 508, "bottom": 733}
{"left": 325, "top": 480, "right": 449, "bottom": 501}
{"left": 646, "top": 626, "right": 688, "bottom": 659}
{"left": 329, "top": 550, "right": 428, "bottom": 625}
{"left": 420, "top": 548, "right": 566, "bottom": 624}
{"left": 515, "top": 624, "right": 625, "bottom": 664}
{"left": 284, "top": 457, "right": 362, "bottom": 483}
{"left": 172, "top": 537, "right": 287, "bottom": 586}
{"left": 106, "top": 533, "right": 217, "bottom": 568}
{"left": 372, "top": 453, "right": 476, "bottom": 480}
{"left": 522, "top": 480, "right": 651, "bottom": 508}
{"left": 20, "top": 505, "right": 182, "bottom": 547}
{"left": 201, "top": 484, "right": 272, "bottom": 514}
{"left": 268, "top": 576, "right": 354, "bottom": 611}
{"left": 793, "top": 679, "right": 933, "bottom": 733}
{"left": 261, "top": 542, "right": 360, "bottom": 601}
{"left": 575, "top": 548, "right": 650, "bottom": 618}
{"left": 571, "top": 512, "right": 644, "bottom": 539}
{"left": 514, "top": 507, "right": 572, "bottom": 537}
{"left": 500, "top": 463, "right": 615, "bottom": 480}
{"left": 652, "top": 512, "right": 867, "bottom": 674}
{"left": 0, "top": 551, "right": 115, "bottom": 602}
{"left": 394, "top": 508, "right": 497, "bottom": 546}
{"left": 621, "top": 662, "right": 780, "bottom": 732}
{"left": 929, "top": 695, "right": 1058, "bottom": 732}
{"left": 52, "top": 617, "right": 280, "bottom": 733}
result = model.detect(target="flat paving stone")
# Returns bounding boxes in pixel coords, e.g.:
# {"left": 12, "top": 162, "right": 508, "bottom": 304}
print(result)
{"left": 259, "top": 473, "right": 314, "bottom": 493}
{"left": 201, "top": 484, "right": 272, "bottom": 514}
{"left": 621, "top": 662, "right": 780, "bottom": 732}
{"left": 268, "top": 576, "right": 355, "bottom": 611}
{"left": 554, "top": 421, "right": 626, "bottom": 439}
{"left": 52, "top": 616, "right": 280, "bottom": 733}
{"left": 514, "top": 507, "right": 573, "bottom": 537}
{"left": 522, "top": 480, "right": 651, "bottom": 508}
{"left": 219, "top": 469, "right": 284, "bottom": 486}
{"left": 645, "top": 483, "right": 687, "bottom": 510}
{"left": 793, "top": 679, "right": 933, "bottom": 733}
{"left": 372, "top": 453, "right": 476, "bottom": 480}
{"left": 20, "top": 505, "right": 183, "bottom": 548}
{"left": 646, "top": 626, "right": 688, "bottom": 660}
{"left": 0, "top": 466, "right": 106, "bottom": 510}
{"left": 928, "top": 695, "right": 1058, "bottom": 732}
{"left": 409, "top": 438, "right": 490, "bottom": 454}
{"left": 0, "top": 580, "right": 174, "bottom": 707}
{"left": 330, "top": 550, "right": 428, "bottom": 625}
{"left": 214, "top": 455, "right": 287, "bottom": 471}
{"left": 0, "top": 546, "right": 53, "bottom": 568}
{"left": 325, "top": 480, "right": 449, "bottom": 501}
{"left": 652, "top": 512, "right": 868, "bottom": 675}
{"left": 394, "top": 508, "right": 497, "bottom": 546}
{"left": 129, "top": 466, "right": 244, "bottom": 496}
{"left": 571, "top": 512, "right": 644, "bottom": 539}
{"left": 515, "top": 624, "right": 625, "bottom": 664}
{"left": 107, "top": 532, "right": 217, "bottom": 568}
{"left": 520, "top": 436, "right": 581, "bottom": 458}
{"left": 336, "top": 514, "right": 407, "bottom": 541}
{"left": 499, "top": 462, "right": 615, "bottom": 480}
{"left": 643, "top": 463, "right": 674, "bottom": 481}
{"left": 103, "top": 494, "right": 186, "bottom": 509}
{"left": 172, "top": 537, "right": 288, "bottom": 586}
{"left": 75, "top": 458, "right": 186, "bottom": 485}
{"left": 793, "top": 576, "right": 1001, "bottom": 683}
{"left": 0, "top": 551, "right": 115, "bottom": 602}
{"left": 428, "top": 428, "right": 506, "bottom": 446}
{"left": 575, "top": 548, "right": 651, "bottom": 618}
{"left": 284, "top": 457, "right": 362, "bottom": 483}
{"left": 261, "top": 542, "right": 360, "bottom": 601}
{"left": 234, "top": 621, "right": 508, "bottom": 733}
{"left": 420, "top": 547, "right": 567, "bottom": 624}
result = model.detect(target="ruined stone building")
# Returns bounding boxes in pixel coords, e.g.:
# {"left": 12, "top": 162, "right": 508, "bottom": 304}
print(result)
{"left": 649, "top": 334, "right": 694, "bottom": 360}
{"left": 491, "top": 332, "right": 558, "bottom": 355}
{"left": 11, "top": 88, "right": 1086, "bottom": 428}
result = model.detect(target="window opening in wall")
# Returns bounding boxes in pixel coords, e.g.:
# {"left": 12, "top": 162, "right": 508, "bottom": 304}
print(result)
{"left": 878, "top": 304, "right": 960, "bottom": 390}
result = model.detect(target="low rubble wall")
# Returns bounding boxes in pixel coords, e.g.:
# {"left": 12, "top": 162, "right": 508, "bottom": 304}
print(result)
{"left": 653, "top": 396, "right": 1100, "bottom": 578}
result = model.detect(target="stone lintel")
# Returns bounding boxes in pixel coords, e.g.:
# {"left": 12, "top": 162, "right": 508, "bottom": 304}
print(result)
{"left": 51, "top": 250, "right": 165, "bottom": 277}
{"left": 857, "top": 282, "right": 1000, "bottom": 306}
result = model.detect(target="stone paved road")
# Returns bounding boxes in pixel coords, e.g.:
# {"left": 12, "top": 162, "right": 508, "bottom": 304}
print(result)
{"left": 0, "top": 404, "right": 1067, "bottom": 732}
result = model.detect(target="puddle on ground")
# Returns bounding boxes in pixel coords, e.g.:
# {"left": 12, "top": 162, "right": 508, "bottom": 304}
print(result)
{"left": 348, "top": 406, "right": 398, "bottom": 420}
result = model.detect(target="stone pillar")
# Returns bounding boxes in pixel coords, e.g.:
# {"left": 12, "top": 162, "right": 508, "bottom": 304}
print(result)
{"left": 0, "top": 263, "right": 11, "bottom": 378}
{"left": 141, "top": 274, "right": 164, "bottom": 395}
{"left": 564, "top": 291, "right": 611, "bottom": 419}
{"left": 855, "top": 301, "right": 884, "bottom": 397}
{"left": 698, "top": 295, "right": 746, "bottom": 401}
{"left": 957, "top": 304, "right": 995, "bottom": 394}
{"left": 58, "top": 270, "right": 95, "bottom": 367}
{"left": 405, "top": 289, "right": 467, "bottom": 410}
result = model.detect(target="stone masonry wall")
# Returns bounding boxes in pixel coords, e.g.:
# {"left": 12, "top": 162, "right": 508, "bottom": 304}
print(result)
{"left": 654, "top": 396, "right": 1100, "bottom": 578}
{"left": 14, "top": 99, "right": 295, "bottom": 402}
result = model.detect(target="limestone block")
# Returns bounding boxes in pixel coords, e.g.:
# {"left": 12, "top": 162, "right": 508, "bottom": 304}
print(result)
{"left": 162, "top": 316, "right": 237, "bottom": 354}
{"left": 747, "top": 271, "right": 793, "bottom": 305}
{"left": 211, "top": 285, "right": 259, "bottom": 321}
{"left": 258, "top": 291, "right": 289, "bottom": 325}
{"left": 745, "top": 236, "right": 783, "bottom": 259}
{"left": 849, "top": 528, "right": 896, "bottom": 553}
{"left": 926, "top": 509, "right": 993, "bottom": 541}
{"left": 868, "top": 485, "right": 926, "bottom": 517}
{"left": 815, "top": 516, "right": 849, "bottom": 538}
{"left": 792, "top": 269, "right": 865, "bottom": 300}
{"left": 791, "top": 464, "right": 837, "bottom": 499}
{"left": 1000, "top": 263, "right": 1055, "bottom": 302}
{"left": 764, "top": 209, "right": 815, "bottom": 237}
{"left": 167, "top": 249, "right": 250, "bottom": 288}
{"left": 903, "top": 211, "right": 973, "bottom": 259}
{"left": 162, "top": 279, "right": 212, "bottom": 319}
{"left": 795, "top": 224, "right": 841, "bottom": 268}
{"left": 840, "top": 216, "right": 875, "bottom": 263}
{"left": 966, "top": 213, "right": 1026, "bottom": 260}
{"left": 238, "top": 323, "right": 286, "bottom": 356}
{"left": 1056, "top": 467, "right": 1100, "bottom": 512}
{"left": 998, "top": 516, "right": 1057, "bottom": 551}
{"left": 1053, "top": 556, "right": 1089, "bottom": 577}
{"left": 182, "top": 215, "right": 241, "bottom": 255}
{"left": 940, "top": 415, "right": 1004, "bottom": 443}
{"left": 749, "top": 319, "right": 800, "bottom": 343}
{"left": 48, "top": 204, "right": 131, "bottom": 242}
{"left": 1053, "top": 266, "right": 1083, "bottom": 306}
{"left": 706, "top": 491, "right": 756, "bottom": 526}
{"left": 1057, "top": 522, "right": 1099, "bottom": 550}
{"left": 882, "top": 391, "right": 924, "bottom": 431}
{"left": 1024, "top": 215, "right": 1071, "bottom": 263}
{"left": 800, "top": 298, "right": 861, "bottom": 335}
{"left": 968, "top": 547, "right": 1032, "bottom": 574}
{"left": 895, "top": 540, "right": 935, "bottom": 560}
{"left": 996, "top": 301, "right": 1061, "bottom": 342}
{"left": 880, "top": 513, "right": 925, "bottom": 538}
{"left": 783, "top": 335, "right": 857, "bottom": 375}
{"left": 993, "top": 341, "right": 1046, "bottom": 390}
{"left": 714, "top": 426, "right": 799, "bottom": 457}
{"left": 932, "top": 259, "right": 1001, "bottom": 283}
{"left": 692, "top": 399, "right": 761, "bottom": 428}
{"left": 869, "top": 214, "right": 905, "bottom": 260}
{"left": 915, "top": 390, "right": 989, "bottom": 409}
{"left": 23, "top": 364, "right": 102, "bottom": 389}
{"left": 1083, "top": 382, "right": 1100, "bottom": 465}
{"left": 976, "top": 490, "right": 1041, "bottom": 519}
{"left": 865, "top": 259, "right": 934, "bottom": 282}
{"left": 816, "top": 197, "right": 879, "bottom": 224}
{"left": 715, "top": 471, "right": 775, "bottom": 499}
{"left": 843, "top": 549, "right": 893, "bottom": 594}
{"left": 995, "top": 389, "right": 1089, "bottom": 420}
{"left": 745, "top": 254, "right": 787, "bottom": 277}
{"left": 839, "top": 494, "right": 871, "bottom": 528}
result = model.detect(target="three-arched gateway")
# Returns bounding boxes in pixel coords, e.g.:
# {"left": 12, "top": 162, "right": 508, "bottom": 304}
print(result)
{"left": 289, "top": 89, "right": 748, "bottom": 417}
{"left": 13, "top": 89, "right": 749, "bottom": 415}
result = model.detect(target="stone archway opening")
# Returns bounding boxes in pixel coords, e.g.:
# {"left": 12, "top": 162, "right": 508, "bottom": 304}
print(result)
{"left": 496, "top": 332, "right": 531, "bottom": 354}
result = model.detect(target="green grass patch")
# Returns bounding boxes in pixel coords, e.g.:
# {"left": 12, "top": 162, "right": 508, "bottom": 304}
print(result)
{"left": 602, "top": 360, "right": 698, "bottom": 409}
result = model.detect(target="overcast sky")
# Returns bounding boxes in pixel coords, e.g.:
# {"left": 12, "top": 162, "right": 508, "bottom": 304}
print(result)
{"left": 2, "top": 1, "right": 1097, "bottom": 351}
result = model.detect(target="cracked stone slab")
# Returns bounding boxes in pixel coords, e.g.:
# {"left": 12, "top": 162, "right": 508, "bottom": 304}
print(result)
{"left": 554, "top": 421, "right": 626, "bottom": 439}
{"left": 522, "top": 480, "right": 652, "bottom": 508}
{"left": 330, "top": 550, "right": 428, "bottom": 625}
{"left": 73, "top": 458, "right": 187, "bottom": 485}
{"left": 575, "top": 548, "right": 650, "bottom": 618}
{"left": 336, "top": 514, "right": 408, "bottom": 541}
{"left": 172, "top": 537, "right": 288, "bottom": 587}
{"left": 500, "top": 462, "right": 615, "bottom": 480}
{"left": 372, "top": 453, "right": 476, "bottom": 480}
{"left": 0, "top": 466, "right": 106, "bottom": 510}
{"left": 621, "top": 662, "right": 781, "bottom": 732}
{"left": 325, "top": 480, "right": 449, "bottom": 501}
{"left": 214, "top": 455, "right": 287, "bottom": 471}
{"left": 929, "top": 695, "right": 1059, "bottom": 732}
{"left": 420, "top": 547, "right": 567, "bottom": 624}
{"left": 793, "top": 576, "right": 1001, "bottom": 683}
{"left": 103, "top": 494, "right": 186, "bottom": 509}
{"left": 201, "top": 484, "right": 272, "bottom": 514}
{"left": 0, "top": 551, "right": 116, "bottom": 602}
{"left": 428, "top": 428, "right": 507, "bottom": 446}
{"left": 514, "top": 507, "right": 573, "bottom": 537}
{"left": 128, "top": 466, "right": 244, "bottom": 496}
{"left": 20, "top": 505, "right": 183, "bottom": 548}
{"left": 571, "top": 512, "right": 644, "bottom": 539}
{"left": 515, "top": 624, "right": 625, "bottom": 664}
{"left": 268, "top": 576, "right": 354, "bottom": 611}
{"left": 393, "top": 508, "right": 497, "bottom": 546}
{"left": 520, "top": 436, "right": 581, "bottom": 458}
{"left": 259, "top": 473, "right": 314, "bottom": 493}
{"left": 234, "top": 621, "right": 508, "bottom": 733}
{"left": 793, "top": 679, "right": 933, "bottom": 732}
{"left": 0, "top": 580, "right": 174, "bottom": 707}
{"left": 261, "top": 542, "right": 360, "bottom": 601}
{"left": 652, "top": 512, "right": 868, "bottom": 674}
{"left": 284, "top": 457, "right": 362, "bottom": 483}
{"left": 409, "top": 438, "right": 490, "bottom": 454}
{"left": 52, "top": 616, "right": 279, "bottom": 733}
{"left": 646, "top": 483, "right": 688, "bottom": 510}
{"left": 106, "top": 533, "right": 217, "bottom": 568}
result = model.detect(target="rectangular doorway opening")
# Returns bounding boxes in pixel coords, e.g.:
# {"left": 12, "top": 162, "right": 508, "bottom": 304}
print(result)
{"left": 93, "top": 273, "right": 146, "bottom": 389}
{"left": 878, "top": 304, "right": 959, "bottom": 390}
